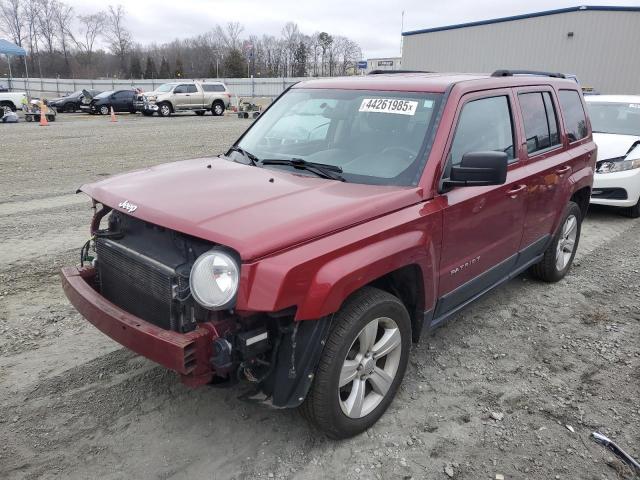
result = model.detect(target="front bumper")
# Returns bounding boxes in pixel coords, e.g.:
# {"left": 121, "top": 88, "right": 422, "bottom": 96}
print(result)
{"left": 134, "top": 100, "right": 159, "bottom": 113}
{"left": 61, "top": 266, "right": 219, "bottom": 387}
{"left": 590, "top": 168, "right": 640, "bottom": 207}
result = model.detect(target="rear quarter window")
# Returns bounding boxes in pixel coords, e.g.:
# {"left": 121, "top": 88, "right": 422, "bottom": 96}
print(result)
{"left": 202, "top": 84, "right": 226, "bottom": 92}
{"left": 558, "top": 90, "right": 588, "bottom": 142}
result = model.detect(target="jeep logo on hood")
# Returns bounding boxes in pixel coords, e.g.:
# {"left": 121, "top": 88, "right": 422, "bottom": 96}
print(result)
{"left": 118, "top": 200, "right": 138, "bottom": 213}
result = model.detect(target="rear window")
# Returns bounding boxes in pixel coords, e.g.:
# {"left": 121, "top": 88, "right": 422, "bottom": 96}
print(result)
{"left": 586, "top": 102, "right": 640, "bottom": 136}
{"left": 202, "top": 84, "right": 226, "bottom": 92}
{"left": 559, "top": 90, "right": 588, "bottom": 142}
{"left": 518, "top": 92, "right": 561, "bottom": 154}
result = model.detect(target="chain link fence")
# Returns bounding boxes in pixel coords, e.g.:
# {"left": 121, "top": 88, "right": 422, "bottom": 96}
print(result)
{"left": 6, "top": 76, "right": 315, "bottom": 100}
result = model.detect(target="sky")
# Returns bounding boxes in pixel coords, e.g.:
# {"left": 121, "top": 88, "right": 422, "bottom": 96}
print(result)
{"left": 66, "top": 0, "right": 640, "bottom": 58}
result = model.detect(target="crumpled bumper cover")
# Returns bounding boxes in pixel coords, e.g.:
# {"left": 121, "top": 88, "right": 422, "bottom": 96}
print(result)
{"left": 60, "top": 266, "right": 216, "bottom": 386}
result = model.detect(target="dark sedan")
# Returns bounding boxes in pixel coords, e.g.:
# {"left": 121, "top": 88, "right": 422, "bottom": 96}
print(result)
{"left": 88, "top": 89, "right": 137, "bottom": 115}
{"left": 49, "top": 89, "right": 102, "bottom": 113}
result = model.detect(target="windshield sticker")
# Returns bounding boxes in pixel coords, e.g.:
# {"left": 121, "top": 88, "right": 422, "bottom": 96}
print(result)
{"left": 629, "top": 104, "right": 640, "bottom": 109}
{"left": 359, "top": 98, "right": 418, "bottom": 115}
{"left": 423, "top": 99, "right": 434, "bottom": 108}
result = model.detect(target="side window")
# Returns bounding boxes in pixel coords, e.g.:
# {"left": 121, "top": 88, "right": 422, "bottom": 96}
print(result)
{"left": 174, "top": 85, "right": 189, "bottom": 94}
{"left": 518, "top": 92, "right": 561, "bottom": 154}
{"left": 449, "top": 96, "right": 515, "bottom": 167}
{"left": 185, "top": 85, "right": 197, "bottom": 93}
{"left": 559, "top": 90, "right": 588, "bottom": 142}
{"left": 203, "top": 84, "right": 225, "bottom": 92}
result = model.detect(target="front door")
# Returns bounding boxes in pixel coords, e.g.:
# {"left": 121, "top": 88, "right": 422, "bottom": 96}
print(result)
{"left": 434, "top": 91, "right": 528, "bottom": 321}
{"left": 173, "top": 84, "right": 193, "bottom": 109}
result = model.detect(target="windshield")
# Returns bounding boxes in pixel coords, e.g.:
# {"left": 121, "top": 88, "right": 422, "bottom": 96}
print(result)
{"left": 587, "top": 101, "right": 640, "bottom": 136}
{"left": 155, "top": 83, "right": 175, "bottom": 93}
{"left": 236, "top": 88, "right": 442, "bottom": 186}
{"left": 95, "top": 91, "right": 113, "bottom": 99}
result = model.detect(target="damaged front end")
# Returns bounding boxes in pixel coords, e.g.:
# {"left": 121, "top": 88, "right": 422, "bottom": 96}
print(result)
{"left": 61, "top": 202, "right": 330, "bottom": 407}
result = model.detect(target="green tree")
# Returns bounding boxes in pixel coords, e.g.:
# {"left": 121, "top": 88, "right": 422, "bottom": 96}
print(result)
{"left": 224, "top": 48, "right": 246, "bottom": 78}
{"left": 129, "top": 55, "right": 142, "bottom": 79}
{"left": 293, "top": 41, "right": 307, "bottom": 77}
{"left": 174, "top": 56, "right": 184, "bottom": 78}
{"left": 143, "top": 56, "right": 157, "bottom": 79}
{"left": 158, "top": 56, "right": 171, "bottom": 78}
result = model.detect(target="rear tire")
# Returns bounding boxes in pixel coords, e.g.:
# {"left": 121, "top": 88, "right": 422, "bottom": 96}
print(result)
{"left": 212, "top": 101, "right": 224, "bottom": 116}
{"left": 621, "top": 198, "right": 640, "bottom": 218}
{"left": 530, "top": 201, "right": 582, "bottom": 282}
{"left": 300, "top": 287, "right": 411, "bottom": 439}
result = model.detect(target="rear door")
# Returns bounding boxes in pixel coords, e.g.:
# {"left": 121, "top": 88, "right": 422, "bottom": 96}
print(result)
{"left": 434, "top": 90, "right": 528, "bottom": 321}
{"left": 513, "top": 87, "right": 568, "bottom": 260}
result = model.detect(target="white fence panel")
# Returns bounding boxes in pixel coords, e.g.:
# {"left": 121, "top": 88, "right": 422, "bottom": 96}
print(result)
{"left": 6, "top": 76, "right": 314, "bottom": 99}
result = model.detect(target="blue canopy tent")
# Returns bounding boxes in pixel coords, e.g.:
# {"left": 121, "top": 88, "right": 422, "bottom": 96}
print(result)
{"left": 0, "top": 39, "right": 29, "bottom": 94}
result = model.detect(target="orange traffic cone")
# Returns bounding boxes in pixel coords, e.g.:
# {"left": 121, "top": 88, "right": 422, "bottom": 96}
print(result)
{"left": 39, "top": 100, "right": 49, "bottom": 126}
{"left": 110, "top": 106, "right": 117, "bottom": 122}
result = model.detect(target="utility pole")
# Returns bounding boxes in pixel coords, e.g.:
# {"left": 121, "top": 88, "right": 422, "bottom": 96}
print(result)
{"left": 400, "top": 10, "right": 405, "bottom": 57}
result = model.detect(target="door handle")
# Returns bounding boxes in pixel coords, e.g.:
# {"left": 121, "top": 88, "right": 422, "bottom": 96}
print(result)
{"left": 506, "top": 184, "right": 527, "bottom": 198}
{"left": 556, "top": 165, "right": 571, "bottom": 175}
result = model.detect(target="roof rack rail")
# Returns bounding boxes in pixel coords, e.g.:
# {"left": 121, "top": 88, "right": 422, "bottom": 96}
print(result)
{"left": 491, "top": 69, "right": 566, "bottom": 79}
{"left": 367, "top": 69, "right": 433, "bottom": 75}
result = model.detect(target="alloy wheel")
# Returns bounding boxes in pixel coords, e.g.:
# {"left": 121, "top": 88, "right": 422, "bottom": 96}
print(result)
{"left": 338, "top": 316, "right": 402, "bottom": 419}
{"left": 556, "top": 214, "right": 577, "bottom": 270}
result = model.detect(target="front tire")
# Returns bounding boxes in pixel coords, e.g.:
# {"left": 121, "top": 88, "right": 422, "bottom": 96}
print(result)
{"left": 64, "top": 103, "right": 77, "bottom": 113}
{"left": 99, "top": 105, "right": 110, "bottom": 115}
{"left": 158, "top": 102, "right": 172, "bottom": 117}
{"left": 300, "top": 287, "right": 411, "bottom": 439}
{"left": 530, "top": 201, "right": 582, "bottom": 282}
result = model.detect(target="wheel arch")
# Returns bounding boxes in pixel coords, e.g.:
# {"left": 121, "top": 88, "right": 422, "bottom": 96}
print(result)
{"left": 368, "top": 264, "right": 426, "bottom": 343}
{"left": 570, "top": 185, "right": 591, "bottom": 220}
{"left": 0, "top": 100, "right": 16, "bottom": 111}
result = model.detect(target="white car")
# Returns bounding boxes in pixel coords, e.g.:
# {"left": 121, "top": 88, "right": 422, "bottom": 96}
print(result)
{"left": 585, "top": 95, "right": 640, "bottom": 218}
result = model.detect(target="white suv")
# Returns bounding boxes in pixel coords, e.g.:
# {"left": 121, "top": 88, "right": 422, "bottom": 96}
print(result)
{"left": 585, "top": 95, "right": 640, "bottom": 217}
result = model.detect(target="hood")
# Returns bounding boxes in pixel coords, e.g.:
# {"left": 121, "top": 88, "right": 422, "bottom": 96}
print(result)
{"left": 593, "top": 132, "right": 640, "bottom": 161}
{"left": 81, "top": 157, "right": 423, "bottom": 261}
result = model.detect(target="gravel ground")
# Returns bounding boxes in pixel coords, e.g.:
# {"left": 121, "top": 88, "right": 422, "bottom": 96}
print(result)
{"left": 0, "top": 112, "right": 638, "bottom": 480}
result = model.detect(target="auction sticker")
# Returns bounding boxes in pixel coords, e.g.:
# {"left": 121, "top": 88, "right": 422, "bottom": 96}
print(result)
{"left": 359, "top": 98, "right": 418, "bottom": 115}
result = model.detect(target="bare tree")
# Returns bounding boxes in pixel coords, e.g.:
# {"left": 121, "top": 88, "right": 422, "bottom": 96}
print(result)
{"left": 23, "top": 0, "right": 41, "bottom": 75}
{"left": 0, "top": 0, "right": 24, "bottom": 47}
{"left": 37, "top": 0, "right": 57, "bottom": 54}
{"left": 281, "top": 22, "right": 299, "bottom": 76}
{"left": 104, "top": 4, "right": 131, "bottom": 72}
{"left": 51, "top": 0, "right": 73, "bottom": 72}
{"left": 216, "top": 21, "right": 243, "bottom": 50}
{"left": 71, "top": 13, "right": 103, "bottom": 65}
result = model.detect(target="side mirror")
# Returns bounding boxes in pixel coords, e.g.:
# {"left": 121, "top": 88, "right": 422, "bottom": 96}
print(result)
{"left": 446, "top": 151, "right": 508, "bottom": 187}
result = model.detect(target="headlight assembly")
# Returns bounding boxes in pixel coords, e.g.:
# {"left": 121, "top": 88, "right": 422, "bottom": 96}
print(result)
{"left": 597, "top": 157, "right": 640, "bottom": 173}
{"left": 189, "top": 249, "right": 239, "bottom": 309}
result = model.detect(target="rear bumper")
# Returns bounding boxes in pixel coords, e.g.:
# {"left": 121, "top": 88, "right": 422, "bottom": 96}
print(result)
{"left": 60, "top": 266, "right": 217, "bottom": 386}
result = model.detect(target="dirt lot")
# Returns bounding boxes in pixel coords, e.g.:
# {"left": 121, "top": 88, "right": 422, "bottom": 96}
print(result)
{"left": 0, "top": 112, "right": 638, "bottom": 480}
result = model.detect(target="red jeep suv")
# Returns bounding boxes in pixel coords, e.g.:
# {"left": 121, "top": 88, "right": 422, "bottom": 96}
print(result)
{"left": 62, "top": 70, "right": 596, "bottom": 438}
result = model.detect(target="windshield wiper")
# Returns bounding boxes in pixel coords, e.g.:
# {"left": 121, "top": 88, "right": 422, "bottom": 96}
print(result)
{"left": 261, "top": 158, "right": 345, "bottom": 181}
{"left": 227, "top": 145, "right": 259, "bottom": 166}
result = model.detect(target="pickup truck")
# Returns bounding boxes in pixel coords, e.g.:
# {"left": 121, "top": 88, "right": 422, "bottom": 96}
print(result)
{"left": 134, "top": 81, "right": 232, "bottom": 117}
{"left": 62, "top": 70, "right": 596, "bottom": 439}
{"left": 0, "top": 90, "right": 27, "bottom": 111}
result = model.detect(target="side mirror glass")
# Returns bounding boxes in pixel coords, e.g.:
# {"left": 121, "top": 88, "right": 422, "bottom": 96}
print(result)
{"left": 446, "top": 151, "right": 508, "bottom": 187}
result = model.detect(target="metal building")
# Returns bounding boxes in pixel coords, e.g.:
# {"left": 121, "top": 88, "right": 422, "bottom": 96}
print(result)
{"left": 401, "top": 6, "right": 640, "bottom": 94}
{"left": 365, "top": 57, "right": 402, "bottom": 74}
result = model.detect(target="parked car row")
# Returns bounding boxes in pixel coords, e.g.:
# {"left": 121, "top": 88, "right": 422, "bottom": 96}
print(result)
{"left": 44, "top": 81, "right": 232, "bottom": 117}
